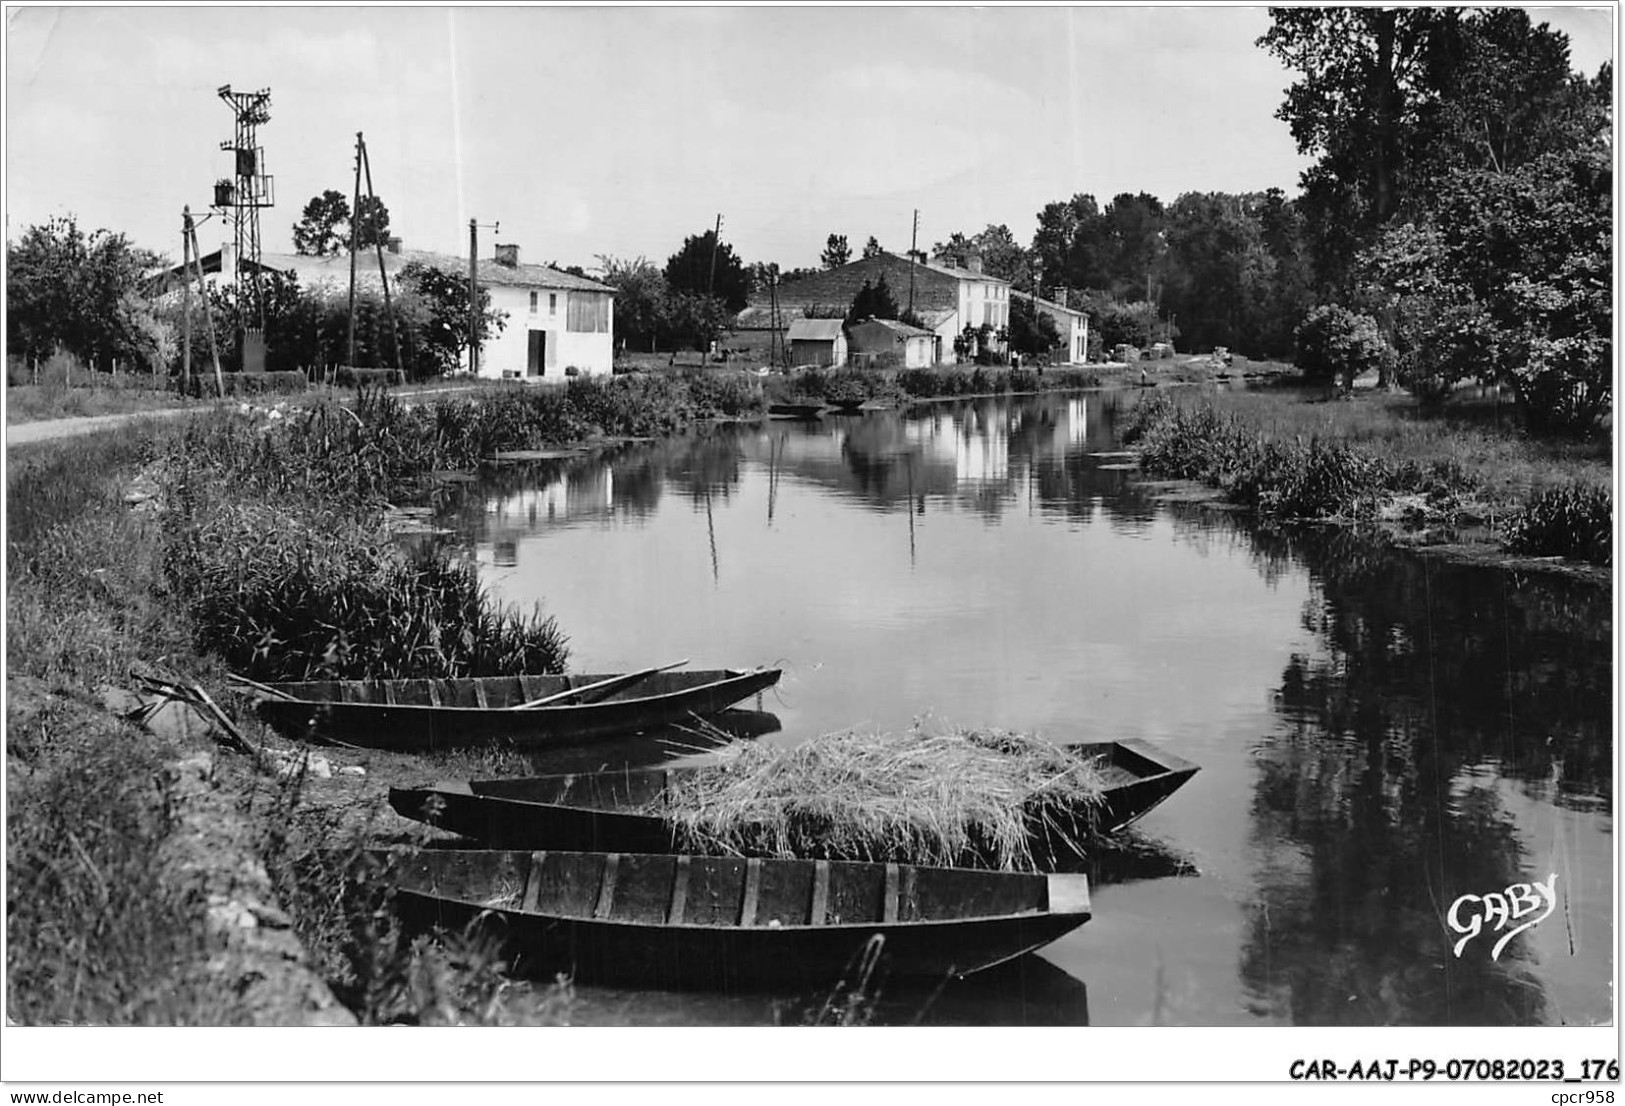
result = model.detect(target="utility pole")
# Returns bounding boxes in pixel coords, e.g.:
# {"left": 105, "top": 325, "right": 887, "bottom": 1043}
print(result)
{"left": 358, "top": 132, "right": 403, "bottom": 374}
{"left": 706, "top": 213, "right": 723, "bottom": 300}
{"left": 183, "top": 207, "right": 224, "bottom": 396}
{"left": 181, "top": 209, "right": 192, "bottom": 395}
{"left": 908, "top": 208, "right": 919, "bottom": 314}
{"left": 469, "top": 219, "right": 479, "bottom": 376}
{"left": 468, "top": 217, "right": 499, "bottom": 376}
{"left": 347, "top": 135, "right": 362, "bottom": 368}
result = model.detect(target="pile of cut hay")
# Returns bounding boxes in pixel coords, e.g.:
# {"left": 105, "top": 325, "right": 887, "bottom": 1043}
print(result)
{"left": 658, "top": 725, "right": 1107, "bottom": 871}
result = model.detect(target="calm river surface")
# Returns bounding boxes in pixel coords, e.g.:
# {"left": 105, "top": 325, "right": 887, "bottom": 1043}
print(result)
{"left": 436, "top": 389, "right": 1613, "bottom": 1027}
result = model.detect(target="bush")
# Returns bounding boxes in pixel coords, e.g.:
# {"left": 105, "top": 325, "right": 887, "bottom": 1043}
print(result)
{"left": 221, "top": 371, "right": 309, "bottom": 396}
{"left": 1504, "top": 484, "right": 1612, "bottom": 565}
{"left": 331, "top": 366, "right": 404, "bottom": 388}
{"left": 1294, "top": 304, "right": 1391, "bottom": 389}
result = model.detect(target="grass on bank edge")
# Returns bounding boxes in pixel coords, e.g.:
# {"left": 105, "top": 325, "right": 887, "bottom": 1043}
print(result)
{"left": 1123, "top": 388, "right": 1613, "bottom": 564}
{"left": 6, "top": 427, "right": 571, "bottom": 1024}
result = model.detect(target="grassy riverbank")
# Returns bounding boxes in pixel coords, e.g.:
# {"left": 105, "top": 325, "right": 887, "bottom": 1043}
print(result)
{"left": 4, "top": 370, "right": 780, "bottom": 1024}
{"left": 1123, "top": 387, "right": 1612, "bottom": 565}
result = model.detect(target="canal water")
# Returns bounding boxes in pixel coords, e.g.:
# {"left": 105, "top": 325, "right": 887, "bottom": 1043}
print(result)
{"left": 435, "top": 389, "right": 1613, "bottom": 1027}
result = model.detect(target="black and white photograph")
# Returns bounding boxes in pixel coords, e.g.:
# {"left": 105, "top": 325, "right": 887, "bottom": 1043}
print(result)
{"left": 3, "top": 1, "right": 1616, "bottom": 1094}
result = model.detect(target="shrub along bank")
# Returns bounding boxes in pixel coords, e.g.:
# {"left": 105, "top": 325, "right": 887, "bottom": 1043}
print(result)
{"left": 1123, "top": 392, "right": 1612, "bottom": 565}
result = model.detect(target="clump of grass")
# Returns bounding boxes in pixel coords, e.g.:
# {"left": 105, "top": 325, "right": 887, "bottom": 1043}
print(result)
{"left": 660, "top": 726, "right": 1107, "bottom": 871}
{"left": 1504, "top": 484, "right": 1613, "bottom": 565}
{"left": 6, "top": 689, "right": 241, "bottom": 1025}
{"left": 259, "top": 797, "right": 572, "bottom": 1025}
{"left": 161, "top": 498, "right": 568, "bottom": 682}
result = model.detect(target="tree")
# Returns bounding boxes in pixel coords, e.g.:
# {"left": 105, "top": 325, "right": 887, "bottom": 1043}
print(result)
{"left": 292, "top": 190, "right": 351, "bottom": 257}
{"left": 931, "top": 232, "right": 975, "bottom": 268}
{"left": 664, "top": 229, "right": 751, "bottom": 312}
{"left": 861, "top": 236, "right": 885, "bottom": 260}
{"left": 399, "top": 261, "right": 507, "bottom": 376}
{"left": 1294, "top": 304, "right": 1391, "bottom": 392}
{"left": 1161, "top": 192, "right": 1276, "bottom": 354}
{"left": 293, "top": 190, "right": 392, "bottom": 256}
{"left": 970, "top": 224, "right": 1028, "bottom": 284}
{"left": 1357, "top": 145, "right": 1611, "bottom": 433}
{"left": 821, "top": 233, "right": 851, "bottom": 270}
{"left": 353, "top": 195, "right": 391, "bottom": 252}
{"left": 845, "top": 276, "right": 901, "bottom": 327}
{"left": 597, "top": 255, "right": 670, "bottom": 352}
{"left": 1008, "top": 295, "right": 1062, "bottom": 357}
{"left": 6, "top": 216, "right": 167, "bottom": 371}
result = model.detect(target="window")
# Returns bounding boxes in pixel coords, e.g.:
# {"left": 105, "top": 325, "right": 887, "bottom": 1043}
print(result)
{"left": 549, "top": 293, "right": 557, "bottom": 316}
{"left": 566, "top": 292, "right": 609, "bottom": 333}
{"left": 529, "top": 291, "right": 538, "bottom": 313}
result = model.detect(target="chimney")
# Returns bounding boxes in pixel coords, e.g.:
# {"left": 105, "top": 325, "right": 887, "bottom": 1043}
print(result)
{"left": 387, "top": 236, "right": 402, "bottom": 255}
{"left": 494, "top": 243, "right": 519, "bottom": 268}
{"left": 967, "top": 253, "right": 983, "bottom": 274}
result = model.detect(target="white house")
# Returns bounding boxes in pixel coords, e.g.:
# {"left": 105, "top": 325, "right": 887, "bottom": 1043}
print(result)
{"left": 257, "top": 241, "right": 617, "bottom": 378}
{"left": 1013, "top": 290, "right": 1090, "bottom": 364}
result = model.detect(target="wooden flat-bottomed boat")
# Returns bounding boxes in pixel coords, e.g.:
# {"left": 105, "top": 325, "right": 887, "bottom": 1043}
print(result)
{"left": 768, "top": 402, "right": 828, "bottom": 419}
{"left": 247, "top": 667, "right": 782, "bottom": 751}
{"left": 379, "top": 848, "right": 1092, "bottom": 988}
{"left": 389, "top": 737, "right": 1199, "bottom": 852}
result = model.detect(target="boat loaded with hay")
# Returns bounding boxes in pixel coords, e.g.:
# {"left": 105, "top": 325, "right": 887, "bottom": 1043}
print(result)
{"left": 374, "top": 847, "right": 1093, "bottom": 988}
{"left": 236, "top": 662, "right": 782, "bottom": 751}
{"left": 389, "top": 729, "right": 1199, "bottom": 868}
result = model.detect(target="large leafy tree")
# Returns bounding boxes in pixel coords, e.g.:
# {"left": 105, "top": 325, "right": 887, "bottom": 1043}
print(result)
{"left": 1007, "top": 295, "right": 1061, "bottom": 357}
{"left": 597, "top": 255, "right": 668, "bottom": 352}
{"left": 1357, "top": 145, "right": 1611, "bottom": 435}
{"left": 292, "top": 190, "right": 350, "bottom": 257}
{"left": 6, "top": 216, "right": 167, "bottom": 371}
{"left": 860, "top": 236, "right": 885, "bottom": 260}
{"left": 399, "top": 261, "right": 506, "bottom": 376}
{"left": 1160, "top": 192, "right": 1276, "bottom": 354}
{"left": 292, "top": 189, "right": 392, "bottom": 256}
{"left": 664, "top": 228, "right": 750, "bottom": 312}
{"left": 1258, "top": 8, "right": 1464, "bottom": 292}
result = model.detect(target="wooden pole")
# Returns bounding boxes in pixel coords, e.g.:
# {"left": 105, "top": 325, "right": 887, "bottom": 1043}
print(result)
{"left": 347, "top": 133, "right": 362, "bottom": 369}
{"left": 187, "top": 219, "right": 225, "bottom": 396}
{"left": 359, "top": 134, "right": 403, "bottom": 378}
{"left": 182, "top": 208, "right": 193, "bottom": 395}
{"left": 908, "top": 208, "right": 918, "bottom": 314}
{"left": 468, "top": 218, "right": 479, "bottom": 376}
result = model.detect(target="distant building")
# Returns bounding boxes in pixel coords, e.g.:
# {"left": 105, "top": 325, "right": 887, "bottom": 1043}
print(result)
{"left": 740, "top": 251, "right": 1009, "bottom": 364}
{"left": 1013, "top": 290, "right": 1090, "bottom": 364}
{"left": 158, "top": 240, "right": 616, "bottom": 378}
{"left": 786, "top": 318, "right": 848, "bottom": 368}
{"left": 847, "top": 317, "right": 936, "bottom": 369}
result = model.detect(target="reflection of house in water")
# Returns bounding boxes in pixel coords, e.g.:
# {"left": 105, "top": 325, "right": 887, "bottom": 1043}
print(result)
{"left": 905, "top": 409, "right": 1009, "bottom": 483}
{"left": 484, "top": 466, "right": 616, "bottom": 550}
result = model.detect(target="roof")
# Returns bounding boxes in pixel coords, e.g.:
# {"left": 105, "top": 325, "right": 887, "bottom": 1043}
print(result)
{"left": 916, "top": 307, "right": 958, "bottom": 330}
{"left": 787, "top": 318, "right": 846, "bottom": 341}
{"left": 259, "top": 249, "right": 615, "bottom": 293}
{"left": 1013, "top": 290, "right": 1087, "bottom": 318}
{"left": 850, "top": 317, "right": 935, "bottom": 339}
{"left": 915, "top": 255, "right": 1011, "bottom": 285}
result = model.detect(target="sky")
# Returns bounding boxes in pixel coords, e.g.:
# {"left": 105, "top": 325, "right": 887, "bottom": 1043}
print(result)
{"left": 4, "top": 4, "right": 1616, "bottom": 274}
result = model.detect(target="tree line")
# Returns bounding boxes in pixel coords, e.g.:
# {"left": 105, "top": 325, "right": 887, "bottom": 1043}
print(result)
{"left": 7, "top": 9, "right": 1606, "bottom": 431}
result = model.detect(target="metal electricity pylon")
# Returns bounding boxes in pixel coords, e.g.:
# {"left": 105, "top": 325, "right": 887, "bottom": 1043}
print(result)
{"left": 213, "top": 85, "right": 275, "bottom": 334}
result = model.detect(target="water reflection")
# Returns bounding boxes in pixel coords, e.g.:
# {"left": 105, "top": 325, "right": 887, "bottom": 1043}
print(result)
{"left": 437, "top": 391, "right": 1611, "bottom": 1027}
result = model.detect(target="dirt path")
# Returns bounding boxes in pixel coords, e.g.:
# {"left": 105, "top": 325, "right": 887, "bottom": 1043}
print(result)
{"left": 6, "top": 405, "right": 205, "bottom": 447}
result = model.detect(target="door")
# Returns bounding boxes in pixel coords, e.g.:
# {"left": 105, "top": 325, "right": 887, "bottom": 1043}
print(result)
{"left": 527, "top": 331, "right": 546, "bottom": 377}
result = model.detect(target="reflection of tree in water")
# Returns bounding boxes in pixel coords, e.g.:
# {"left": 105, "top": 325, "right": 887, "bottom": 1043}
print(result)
{"left": 1225, "top": 520, "right": 1609, "bottom": 1025}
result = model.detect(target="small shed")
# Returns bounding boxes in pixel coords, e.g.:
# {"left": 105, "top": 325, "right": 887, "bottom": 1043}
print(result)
{"left": 847, "top": 317, "right": 937, "bottom": 369}
{"left": 787, "top": 318, "right": 848, "bottom": 368}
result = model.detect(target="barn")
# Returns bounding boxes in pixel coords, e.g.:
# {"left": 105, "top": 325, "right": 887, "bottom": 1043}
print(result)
{"left": 786, "top": 318, "right": 848, "bottom": 368}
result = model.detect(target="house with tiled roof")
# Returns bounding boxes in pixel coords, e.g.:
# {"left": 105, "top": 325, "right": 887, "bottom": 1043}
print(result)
{"left": 259, "top": 241, "right": 616, "bottom": 378}
{"left": 737, "top": 251, "right": 1008, "bottom": 364}
{"left": 1012, "top": 290, "right": 1091, "bottom": 365}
